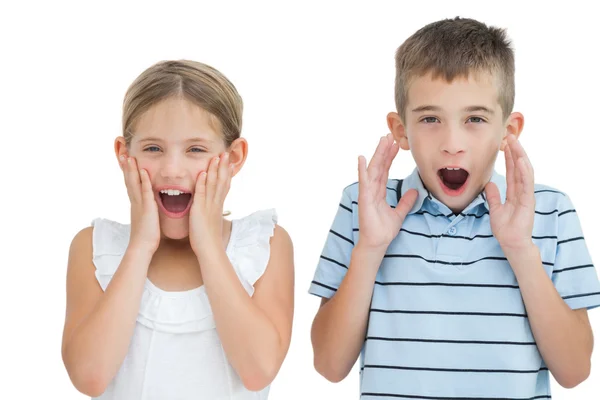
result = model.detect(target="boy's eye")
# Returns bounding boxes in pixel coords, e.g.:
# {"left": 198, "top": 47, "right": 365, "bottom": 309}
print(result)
{"left": 189, "top": 147, "right": 206, "bottom": 153}
{"left": 467, "top": 116, "right": 485, "bottom": 123}
{"left": 421, "top": 117, "right": 439, "bottom": 124}
{"left": 144, "top": 146, "right": 161, "bottom": 152}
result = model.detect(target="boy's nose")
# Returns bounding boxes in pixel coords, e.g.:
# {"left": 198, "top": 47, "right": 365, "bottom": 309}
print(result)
{"left": 440, "top": 128, "right": 467, "bottom": 155}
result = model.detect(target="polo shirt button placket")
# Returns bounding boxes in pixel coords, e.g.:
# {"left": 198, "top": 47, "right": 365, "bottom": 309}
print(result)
{"left": 436, "top": 223, "right": 462, "bottom": 263}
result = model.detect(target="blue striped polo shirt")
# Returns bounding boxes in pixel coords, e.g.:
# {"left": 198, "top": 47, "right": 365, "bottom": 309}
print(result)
{"left": 309, "top": 167, "right": 600, "bottom": 399}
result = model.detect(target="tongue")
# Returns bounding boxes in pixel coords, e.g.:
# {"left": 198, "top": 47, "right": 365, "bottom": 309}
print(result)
{"left": 440, "top": 169, "right": 468, "bottom": 190}
{"left": 441, "top": 169, "right": 468, "bottom": 184}
{"left": 161, "top": 194, "right": 191, "bottom": 213}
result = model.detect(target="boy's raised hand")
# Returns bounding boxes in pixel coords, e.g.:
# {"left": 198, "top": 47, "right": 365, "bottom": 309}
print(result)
{"left": 485, "top": 134, "right": 536, "bottom": 252}
{"left": 357, "top": 134, "right": 418, "bottom": 252}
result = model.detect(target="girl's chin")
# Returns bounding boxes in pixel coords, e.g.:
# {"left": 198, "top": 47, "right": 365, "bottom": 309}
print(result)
{"left": 160, "top": 231, "right": 189, "bottom": 241}
{"left": 159, "top": 220, "right": 190, "bottom": 241}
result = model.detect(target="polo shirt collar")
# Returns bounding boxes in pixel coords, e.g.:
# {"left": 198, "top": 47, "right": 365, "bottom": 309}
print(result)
{"left": 397, "top": 168, "right": 506, "bottom": 215}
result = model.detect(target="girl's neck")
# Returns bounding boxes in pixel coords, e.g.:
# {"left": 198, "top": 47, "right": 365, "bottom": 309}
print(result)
{"left": 156, "top": 218, "right": 232, "bottom": 254}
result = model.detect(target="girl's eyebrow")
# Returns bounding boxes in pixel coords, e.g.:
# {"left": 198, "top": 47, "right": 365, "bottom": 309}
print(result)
{"left": 137, "top": 137, "right": 164, "bottom": 143}
{"left": 136, "top": 137, "right": 214, "bottom": 144}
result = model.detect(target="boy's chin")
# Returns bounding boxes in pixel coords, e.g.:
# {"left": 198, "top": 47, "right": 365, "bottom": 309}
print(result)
{"left": 434, "top": 187, "right": 480, "bottom": 214}
{"left": 443, "top": 197, "right": 471, "bottom": 214}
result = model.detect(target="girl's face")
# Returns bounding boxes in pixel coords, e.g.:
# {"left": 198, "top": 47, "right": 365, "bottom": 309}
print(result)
{"left": 115, "top": 96, "right": 246, "bottom": 241}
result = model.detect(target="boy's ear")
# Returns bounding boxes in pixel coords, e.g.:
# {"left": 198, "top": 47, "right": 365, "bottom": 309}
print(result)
{"left": 387, "top": 112, "right": 409, "bottom": 150}
{"left": 501, "top": 112, "right": 525, "bottom": 150}
{"left": 114, "top": 137, "right": 128, "bottom": 170}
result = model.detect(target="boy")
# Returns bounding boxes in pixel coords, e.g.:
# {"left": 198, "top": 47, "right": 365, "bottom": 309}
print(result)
{"left": 309, "top": 17, "right": 599, "bottom": 398}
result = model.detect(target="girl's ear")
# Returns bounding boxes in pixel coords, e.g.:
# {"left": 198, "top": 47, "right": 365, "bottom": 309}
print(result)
{"left": 227, "top": 138, "right": 248, "bottom": 176}
{"left": 114, "top": 137, "right": 128, "bottom": 170}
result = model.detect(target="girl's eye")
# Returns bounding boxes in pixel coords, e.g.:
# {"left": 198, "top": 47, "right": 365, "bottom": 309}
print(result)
{"left": 189, "top": 148, "right": 206, "bottom": 153}
{"left": 422, "top": 117, "right": 439, "bottom": 124}
{"left": 144, "top": 146, "right": 161, "bottom": 152}
{"left": 467, "top": 117, "right": 486, "bottom": 123}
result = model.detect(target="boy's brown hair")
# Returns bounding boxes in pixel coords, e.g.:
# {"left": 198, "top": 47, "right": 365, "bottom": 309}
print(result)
{"left": 395, "top": 17, "right": 514, "bottom": 121}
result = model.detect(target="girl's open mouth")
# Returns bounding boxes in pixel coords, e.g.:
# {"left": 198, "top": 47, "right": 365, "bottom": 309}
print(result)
{"left": 157, "top": 188, "right": 193, "bottom": 218}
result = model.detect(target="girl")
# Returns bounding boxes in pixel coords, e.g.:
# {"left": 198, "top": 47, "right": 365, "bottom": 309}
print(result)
{"left": 61, "top": 60, "right": 295, "bottom": 399}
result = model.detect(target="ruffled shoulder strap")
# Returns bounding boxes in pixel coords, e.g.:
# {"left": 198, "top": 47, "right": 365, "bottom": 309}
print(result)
{"left": 227, "top": 209, "right": 277, "bottom": 296}
{"left": 91, "top": 218, "right": 130, "bottom": 291}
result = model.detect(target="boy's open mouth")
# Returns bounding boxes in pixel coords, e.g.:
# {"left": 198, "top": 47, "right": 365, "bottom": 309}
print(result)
{"left": 438, "top": 167, "right": 469, "bottom": 191}
{"left": 157, "top": 189, "right": 193, "bottom": 217}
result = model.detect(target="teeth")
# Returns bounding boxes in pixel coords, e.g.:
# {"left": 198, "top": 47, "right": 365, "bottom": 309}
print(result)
{"left": 444, "top": 167, "right": 461, "bottom": 171}
{"left": 160, "top": 189, "right": 185, "bottom": 196}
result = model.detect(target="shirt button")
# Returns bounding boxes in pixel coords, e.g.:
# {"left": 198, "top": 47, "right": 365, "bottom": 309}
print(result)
{"left": 447, "top": 226, "right": 457, "bottom": 235}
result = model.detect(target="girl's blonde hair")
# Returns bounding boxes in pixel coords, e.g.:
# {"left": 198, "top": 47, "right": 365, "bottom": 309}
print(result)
{"left": 123, "top": 60, "right": 243, "bottom": 146}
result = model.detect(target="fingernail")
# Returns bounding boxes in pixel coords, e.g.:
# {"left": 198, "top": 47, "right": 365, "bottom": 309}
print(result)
{"left": 119, "top": 155, "right": 125, "bottom": 162}
{"left": 127, "top": 157, "right": 132, "bottom": 164}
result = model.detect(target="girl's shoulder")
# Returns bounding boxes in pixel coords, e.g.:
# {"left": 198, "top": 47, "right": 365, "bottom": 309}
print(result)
{"left": 90, "top": 218, "right": 131, "bottom": 257}
{"left": 228, "top": 208, "right": 292, "bottom": 294}
{"left": 230, "top": 208, "right": 291, "bottom": 255}
{"left": 87, "top": 218, "right": 131, "bottom": 290}
{"left": 229, "top": 208, "right": 277, "bottom": 242}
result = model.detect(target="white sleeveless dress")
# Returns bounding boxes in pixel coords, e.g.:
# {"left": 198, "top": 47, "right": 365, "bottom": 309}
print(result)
{"left": 90, "top": 209, "right": 277, "bottom": 400}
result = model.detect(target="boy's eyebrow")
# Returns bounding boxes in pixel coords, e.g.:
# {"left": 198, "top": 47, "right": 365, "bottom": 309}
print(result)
{"left": 463, "top": 106, "right": 495, "bottom": 115}
{"left": 411, "top": 105, "right": 495, "bottom": 114}
{"left": 412, "top": 105, "right": 442, "bottom": 113}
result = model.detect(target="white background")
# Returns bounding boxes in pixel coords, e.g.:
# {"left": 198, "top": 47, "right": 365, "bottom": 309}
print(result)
{"left": 1, "top": 0, "right": 599, "bottom": 398}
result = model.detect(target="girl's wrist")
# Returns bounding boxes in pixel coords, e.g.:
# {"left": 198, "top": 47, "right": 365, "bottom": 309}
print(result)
{"left": 126, "top": 241, "right": 157, "bottom": 260}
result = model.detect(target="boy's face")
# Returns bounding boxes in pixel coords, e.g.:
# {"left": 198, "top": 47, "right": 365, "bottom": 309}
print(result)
{"left": 388, "top": 71, "right": 524, "bottom": 214}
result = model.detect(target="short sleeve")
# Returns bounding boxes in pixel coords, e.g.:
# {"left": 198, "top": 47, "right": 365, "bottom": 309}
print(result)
{"left": 551, "top": 195, "right": 600, "bottom": 310}
{"left": 309, "top": 185, "right": 356, "bottom": 299}
{"left": 228, "top": 209, "right": 277, "bottom": 296}
{"left": 91, "top": 218, "right": 130, "bottom": 291}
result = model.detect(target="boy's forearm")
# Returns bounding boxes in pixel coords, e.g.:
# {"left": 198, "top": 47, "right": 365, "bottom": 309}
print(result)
{"left": 64, "top": 246, "right": 153, "bottom": 395}
{"left": 311, "top": 243, "right": 385, "bottom": 382}
{"left": 506, "top": 244, "right": 593, "bottom": 388}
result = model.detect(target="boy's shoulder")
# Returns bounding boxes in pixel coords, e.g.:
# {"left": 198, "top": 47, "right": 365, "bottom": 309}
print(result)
{"left": 532, "top": 182, "right": 567, "bottom": 197}
{"left": 532, "top": 182, "right": 571, "bottom": 212}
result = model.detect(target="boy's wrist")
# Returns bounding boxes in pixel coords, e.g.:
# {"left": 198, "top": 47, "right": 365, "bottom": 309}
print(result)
{"left": 356, "top": 239, "right": 388, "bottom": 253}
{"left": 353, "top": 241, "right": 388, "bottom": 270}
{"left": 504, "top": 242, "right": 541, "bottom": 275}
